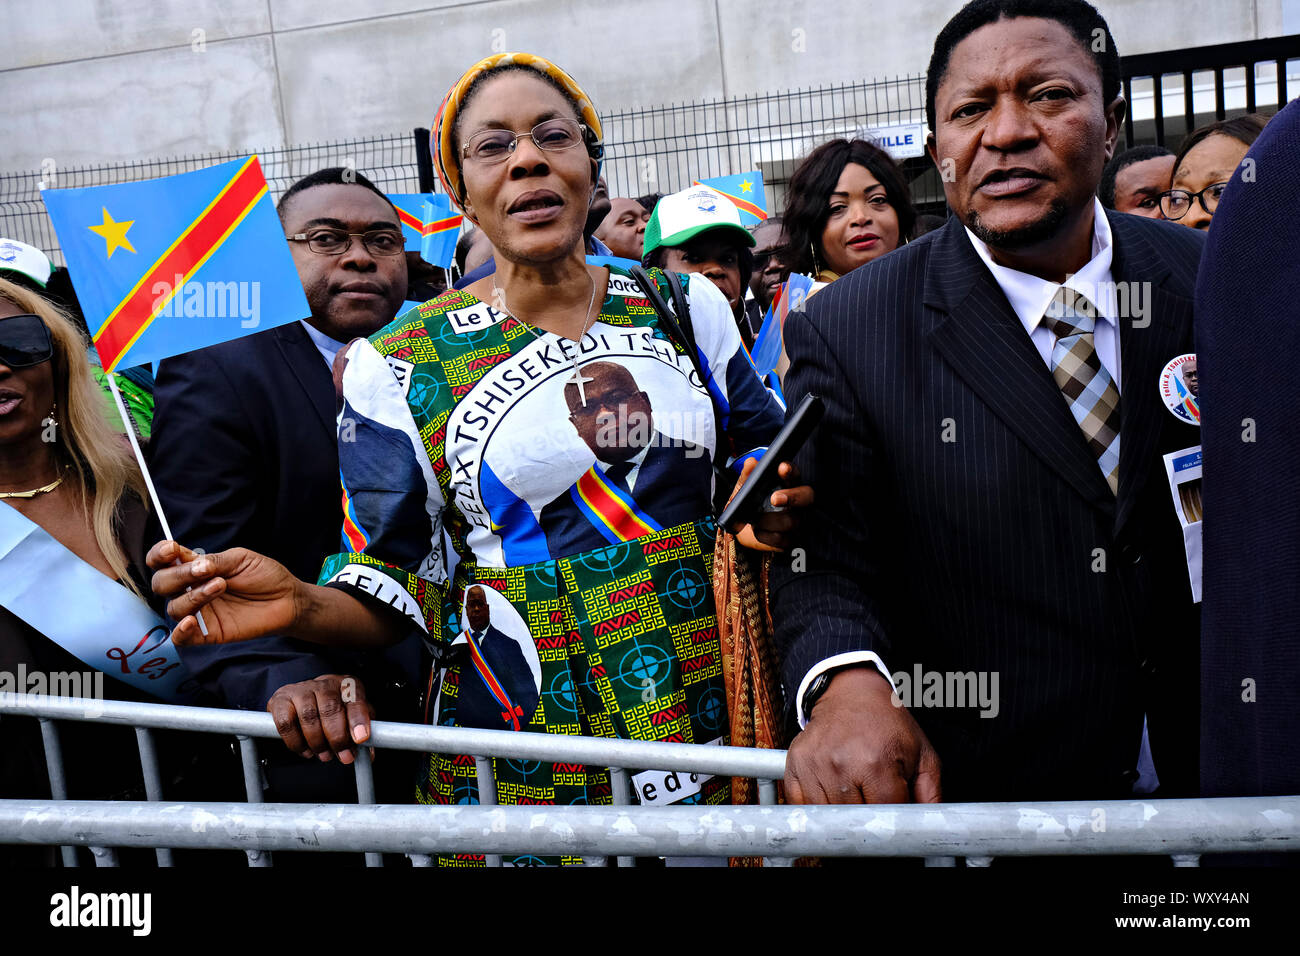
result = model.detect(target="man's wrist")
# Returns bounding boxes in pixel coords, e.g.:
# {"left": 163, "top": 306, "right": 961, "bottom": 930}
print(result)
{"left": 286, "top": 580, "right": 319, "bottom": 641}
{"left": 795, "top": 651, "right": 894, "bottom": 727}
{"left": 801, "top": 666, "right": 843, "bottom": 717}
{"left": 805, "top": 664, "right": 891, "bottom": 717}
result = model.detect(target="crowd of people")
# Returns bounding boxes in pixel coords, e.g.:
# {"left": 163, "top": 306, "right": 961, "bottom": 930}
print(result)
{"left": 2, "top": 0, "right": 1297, "bottom": 868}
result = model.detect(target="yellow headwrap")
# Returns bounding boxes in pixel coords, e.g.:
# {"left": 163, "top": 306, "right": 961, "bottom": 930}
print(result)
{"left": 432, "top": 52, "right": 603, "bottom": 211}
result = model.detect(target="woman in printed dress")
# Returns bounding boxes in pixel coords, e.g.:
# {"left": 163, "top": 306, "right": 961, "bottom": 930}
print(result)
{"left": 149, "top": 54, "right": 811, "bottom": 865}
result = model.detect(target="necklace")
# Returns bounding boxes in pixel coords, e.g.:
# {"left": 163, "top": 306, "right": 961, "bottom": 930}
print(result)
{"left": 0, "top": 473, "right": 64, "bottom": 499}
{"left": 494, "top": 268, "right": 598, "bottom": 405}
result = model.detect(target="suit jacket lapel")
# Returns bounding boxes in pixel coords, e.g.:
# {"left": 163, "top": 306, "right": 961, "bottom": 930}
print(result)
{"left": 924, "top": 217, "right": 1115, "bottom": 515}
{"left": 272, "top": 322, "right": 336, "bottom": 442}
{"left": 1108, "top": 213, "right": 1192, "bottom": 536}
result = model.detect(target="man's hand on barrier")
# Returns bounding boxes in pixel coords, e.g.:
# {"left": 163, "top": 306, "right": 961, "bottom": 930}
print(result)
{"left": 267, "top": 674, "right": 373, "bottom": 765}
{"left": 784, "top": 666, "right": 942, "bottom": 804}
{"left": 147, "top": 540, "right": 301, "bottom": 646}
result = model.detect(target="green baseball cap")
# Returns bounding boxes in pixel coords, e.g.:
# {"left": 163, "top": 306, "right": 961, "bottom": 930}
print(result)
{"left": 0, "top": 238, "right": 52, "bottom": 288}
{"left": 642, "top": 186, "right": 756, "bottom": 259}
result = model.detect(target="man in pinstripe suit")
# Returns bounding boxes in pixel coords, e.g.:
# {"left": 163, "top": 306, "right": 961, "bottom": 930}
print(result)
{"left": 771, "top": 0, "right": 1206, "bottom": 805}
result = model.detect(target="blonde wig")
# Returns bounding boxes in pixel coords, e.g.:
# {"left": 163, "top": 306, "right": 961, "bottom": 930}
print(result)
{"left": 0, "top": 276, "right": 148, "bottom": 595}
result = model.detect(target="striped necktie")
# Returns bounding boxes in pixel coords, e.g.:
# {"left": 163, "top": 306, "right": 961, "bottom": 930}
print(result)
{"left": 1043, "top": 288, "right": 1121, "bottom": 494}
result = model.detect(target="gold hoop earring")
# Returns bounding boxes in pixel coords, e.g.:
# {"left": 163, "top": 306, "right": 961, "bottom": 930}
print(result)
{"left": 810, "top": 243, "right": 822, "bottom": 276}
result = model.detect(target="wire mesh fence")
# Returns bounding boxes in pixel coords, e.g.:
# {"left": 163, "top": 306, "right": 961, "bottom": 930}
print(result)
{"left": 0, "top": 133, "right": 424, "bottom": 266}
{"left": 2, "top": 36, "right": 1297, "bottom": 266}
{"left": 1, "top": 74, "right": 934, "bottom": 266}
{"left": 597, "top": 74, "right": 931, "bottom": 218}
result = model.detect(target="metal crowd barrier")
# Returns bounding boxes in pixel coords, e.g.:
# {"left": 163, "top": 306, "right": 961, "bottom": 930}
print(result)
{"left": 2, "top": 695, "right": 1298, "bottom": 867}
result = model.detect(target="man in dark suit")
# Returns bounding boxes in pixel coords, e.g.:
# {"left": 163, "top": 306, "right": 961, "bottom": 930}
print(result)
{"left": 452, "top": 586, "right": 540, "bottom": 730}
{"left": 771, "top": 0, "right": 1205, "bottom": 805}
{"left": 539, "top": 361, "right": 712, "bottom": 554}
{"left": 1197, "top": 98, "right": 1299, "bottom": 801}
{"left": 150, "top": 169, "right": 419, "bottom": 790}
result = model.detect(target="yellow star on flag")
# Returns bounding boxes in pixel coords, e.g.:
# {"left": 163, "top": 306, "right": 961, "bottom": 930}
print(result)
{"left": 88, "top": 207, "right": 136, "bottom": 259}
{"left": 740, "top": 179, "right": 753, "bottom": 193}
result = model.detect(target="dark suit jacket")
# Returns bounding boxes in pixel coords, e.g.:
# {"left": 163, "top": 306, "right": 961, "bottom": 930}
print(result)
{"left": 453, "top": 625, "right": 540, "bottom": 730}
{"left": 149, "top": 321, "right": 418, "bottom": 714}
{"left": 538, "top": 436, "right": 713, "bottom": 555}
{"left": 771, "top": 211, "right": 1206, "bottom": 802}
{"left": 1197, "top": 98, "right": 1300, "bottom": 798}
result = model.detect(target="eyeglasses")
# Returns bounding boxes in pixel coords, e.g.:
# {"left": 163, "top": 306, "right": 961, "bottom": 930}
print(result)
{"left": 0, "top": 313, "right": 53, "bottom": 368}
{"left": 753, "top": 251, "right": 787, "bottom": 273}
{"left": 287, "top": 230, "right": 405, "bottom": 256}
{"left": 570, "top": 387, "right": 641, "bottom": 418}
{"left": 462, "top": 119, "right": 588, "bottom": 165}
{"left": 1159, "top": 182, "right": 1229, "bottom": 221}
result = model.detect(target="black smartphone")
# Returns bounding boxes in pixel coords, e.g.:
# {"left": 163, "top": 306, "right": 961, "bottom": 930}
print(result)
{"left": 718, "top": 393, "right": 824, "bottom": 533}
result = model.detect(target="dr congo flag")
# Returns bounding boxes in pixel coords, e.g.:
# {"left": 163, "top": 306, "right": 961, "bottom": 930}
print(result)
{"left": 388, "top": 192, "right": 462, "bottom": 267}
{"left": 389, "top": 192, "right": 434, "bottom": 251}
{"left": 694, "top": 171, "right": 767, "bottom": 226}
{"left": 42, "top": 156, "right": 309, "bottom": 372}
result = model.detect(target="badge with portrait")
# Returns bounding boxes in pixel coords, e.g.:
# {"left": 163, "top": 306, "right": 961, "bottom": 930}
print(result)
{"left": 1162, "top": 445, "right": 1203, "bottom": 603}
{"left": 1157, "top": 353, "right": 1202, "bottom": 601}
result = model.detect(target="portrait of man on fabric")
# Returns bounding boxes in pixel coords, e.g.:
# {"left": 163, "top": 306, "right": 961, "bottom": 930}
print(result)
{"left": 318, "top": 266, "right": 784, "bottom": 829}
{"left": 441, "top": 584, "right": 541, "bottom": 731}
{"left": 538, "top": 361, "right": 713, "bottom": 556}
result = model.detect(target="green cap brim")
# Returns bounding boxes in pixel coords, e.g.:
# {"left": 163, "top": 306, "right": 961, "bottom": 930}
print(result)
{"left": 0, "top": 266, "right": 47, "bottom": 289}
{"left": 644, "top": 220, "right": 755, "bottom": 259}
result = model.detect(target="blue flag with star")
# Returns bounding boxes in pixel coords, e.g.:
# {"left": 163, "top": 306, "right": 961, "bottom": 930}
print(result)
{"left": 693, "top": 171, "right": 766, "bottom": 226}
{"left": 40, "top": 156, "right": 308, "bottom": 372}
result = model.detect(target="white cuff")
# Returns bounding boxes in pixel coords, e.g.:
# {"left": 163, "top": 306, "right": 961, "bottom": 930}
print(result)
{"left": 795, "top": 651, "right": 892, "bottom": 728}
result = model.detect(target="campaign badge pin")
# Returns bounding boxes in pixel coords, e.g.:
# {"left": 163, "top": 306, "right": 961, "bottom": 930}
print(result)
{"left": 1158, "top": 353, "right": 1200, "bottom": 425}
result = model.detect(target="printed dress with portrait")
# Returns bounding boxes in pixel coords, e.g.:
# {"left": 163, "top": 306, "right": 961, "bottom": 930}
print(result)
{"left": 316, "top": 265, "right": 784, "bottom": 865}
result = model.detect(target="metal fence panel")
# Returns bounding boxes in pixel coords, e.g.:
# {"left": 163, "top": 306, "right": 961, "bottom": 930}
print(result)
{"left": 3, "top": 798, "right": 1297, "bottom": 860}
{"left": 1120, "top": 35, "right": 1299, "bottom": 147}
{"left": 3, "top": 695, "right": 1299, "bottom": 864}
{"left": 0, "top": 695, "right": 788, "bottom": 777}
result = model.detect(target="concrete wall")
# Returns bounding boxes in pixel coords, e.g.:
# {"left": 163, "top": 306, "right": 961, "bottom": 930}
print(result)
{"left": 1, "top": 0, "right": 1297, "bottom": 173}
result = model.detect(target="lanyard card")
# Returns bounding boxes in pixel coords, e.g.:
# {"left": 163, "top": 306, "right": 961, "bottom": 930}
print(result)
{"left": 1163, "top": 445, "right": 1203, "bottom": 603}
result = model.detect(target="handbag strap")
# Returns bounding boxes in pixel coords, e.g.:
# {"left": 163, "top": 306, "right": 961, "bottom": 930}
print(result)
{"left": 629, "top": 265, "right": 702, "bottom": 378}
{"left": 628, "top": 265, "right": 733, "bottom": 515}
{"left": 662, "top": 269, "right": 695, "bottom": 348}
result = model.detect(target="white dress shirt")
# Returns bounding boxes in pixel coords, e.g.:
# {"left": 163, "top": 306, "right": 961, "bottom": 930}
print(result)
{"left": 965, "top": 198, "right": 1121, "bottom": 392}
{"left": 300, "top": 319, "right": 348, "bottom": 370}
